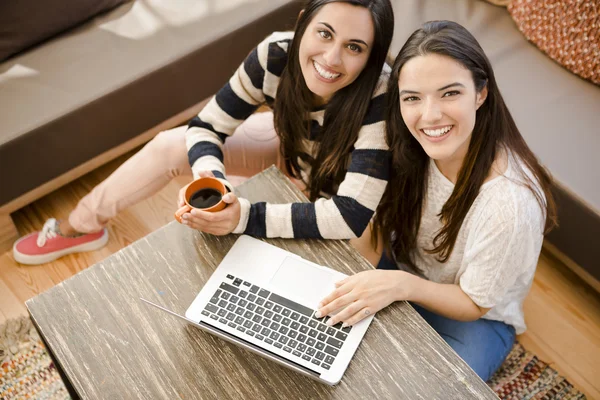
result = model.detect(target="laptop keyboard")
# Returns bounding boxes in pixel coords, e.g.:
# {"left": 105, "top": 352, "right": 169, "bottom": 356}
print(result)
{"left": 200, "top": 274, "right": 352, "bottom": 371}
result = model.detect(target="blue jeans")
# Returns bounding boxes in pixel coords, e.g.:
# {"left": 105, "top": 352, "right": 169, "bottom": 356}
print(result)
{"left": 377, "top": 253, "right": 516, "bottom": 382}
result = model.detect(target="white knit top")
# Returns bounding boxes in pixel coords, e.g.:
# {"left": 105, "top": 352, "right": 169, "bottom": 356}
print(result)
{"left": 412, "top": 156, "right": 545, "bottom": 334}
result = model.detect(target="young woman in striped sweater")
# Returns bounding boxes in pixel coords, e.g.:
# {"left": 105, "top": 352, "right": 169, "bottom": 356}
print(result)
{"left": 14, "top": 0, "right": 394, "bottom": 265}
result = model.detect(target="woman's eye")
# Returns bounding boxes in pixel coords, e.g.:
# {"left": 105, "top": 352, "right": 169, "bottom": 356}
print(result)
{"left": 443, "top": 90, "right": 460, "bottom": 97}
{"left": 348, "top": 43, "right": 362, "bottom": 53}
{"left": 318, "top": 30, "right": 332, "bottom": 40}
{"left": 402, "top": 96, "right": 419, "bottom": 102}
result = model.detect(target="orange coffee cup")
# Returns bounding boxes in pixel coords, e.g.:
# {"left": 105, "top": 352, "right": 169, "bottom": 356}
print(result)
{"left": 174, "top": 177, "right": 227, "bottom": 223}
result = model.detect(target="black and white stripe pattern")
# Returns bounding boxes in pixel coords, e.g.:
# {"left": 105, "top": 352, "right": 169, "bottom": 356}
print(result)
{"left": 186, "top": 31, "right": 390, "bottom": 239}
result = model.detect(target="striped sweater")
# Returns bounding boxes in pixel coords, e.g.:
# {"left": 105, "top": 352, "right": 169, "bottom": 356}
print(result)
{"left": 186, "top": 31, "right": 390, "bottom": 239}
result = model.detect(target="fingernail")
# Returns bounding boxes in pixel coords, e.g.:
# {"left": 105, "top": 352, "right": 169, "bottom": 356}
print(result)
{"left": 326, "top": 319, "right": 333, "bottom": 326}
{"left": 314, "top": 311, "right": 321, "bottom": 318}
{"left": 342, "top": 322, "right": 348, "bottom": 328}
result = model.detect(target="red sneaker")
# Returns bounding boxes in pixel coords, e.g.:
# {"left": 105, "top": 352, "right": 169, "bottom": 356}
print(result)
{"left": 13, "top": 218, "right": 108, "bottom": 265}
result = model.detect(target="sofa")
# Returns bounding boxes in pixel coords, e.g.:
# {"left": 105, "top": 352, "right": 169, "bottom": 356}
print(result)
{"left": 1, "top": 0, "right": 598, "bottom": 291}
{"left": 0, "top": 0, "right": 303, "bottom": 250}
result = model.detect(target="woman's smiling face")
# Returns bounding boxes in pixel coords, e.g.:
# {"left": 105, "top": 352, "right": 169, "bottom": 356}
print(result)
{"left": 398, "top": 53, "right": 487, "bottom": 178}
{"left": 298, "top": 2, "right": 374, "bottom": 105}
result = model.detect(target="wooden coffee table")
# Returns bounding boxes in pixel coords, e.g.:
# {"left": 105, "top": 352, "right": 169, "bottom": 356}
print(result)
{"left": 26, "top": 166, "right": 498, "bottom": 399}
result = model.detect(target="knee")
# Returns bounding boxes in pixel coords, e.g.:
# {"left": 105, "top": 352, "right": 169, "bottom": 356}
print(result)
{"left": 226, "top": 112, "right": 279, "bottom": 154}
{"left": 234, "top": 111, "right": 277, "bottom": 142}
{"left": 441, "top": 321, "right": 514, "bottom": 382}
{"left": 149, "top": 127, "right": 188, "bottom": 166}
{"left": 453, "top": 343, "right": 493, "bottom": 381}
{"left": 224, "top": 112, "right": 281, "bottom": 175}
{"left": 151, "top": 129, "right": 183, "bottom": 153}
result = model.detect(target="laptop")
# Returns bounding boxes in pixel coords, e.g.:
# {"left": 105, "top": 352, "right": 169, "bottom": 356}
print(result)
{"left": 142, "top": 234, "right": 374, "bottom": 385}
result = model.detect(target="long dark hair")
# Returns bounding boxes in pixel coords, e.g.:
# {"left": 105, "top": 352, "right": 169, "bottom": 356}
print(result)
{"left": 274, "top": 0, "right": 394, "bottom": 200}
{"left": 374, "top": 20, "right": 557, "bottom": 268}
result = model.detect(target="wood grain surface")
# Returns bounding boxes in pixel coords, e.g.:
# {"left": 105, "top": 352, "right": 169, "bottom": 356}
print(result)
{"left": 26, "top": 166, "right": 498, "bottom": 399}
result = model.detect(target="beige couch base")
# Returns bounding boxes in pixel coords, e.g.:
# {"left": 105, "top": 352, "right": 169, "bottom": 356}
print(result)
{"left": 543, "top": 241, "right": 600, "bottom": 294}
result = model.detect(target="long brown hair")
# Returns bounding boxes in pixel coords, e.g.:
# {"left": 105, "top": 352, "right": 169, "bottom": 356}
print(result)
{"left": 274, "top": 0, "right": 393, "bottom": 200}
{"left": 374, "top": 20, "right": 557, "bottom": 268}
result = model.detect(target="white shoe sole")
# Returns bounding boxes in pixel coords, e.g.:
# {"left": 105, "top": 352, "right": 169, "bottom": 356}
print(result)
{"left": 13, "top": 229, "right": 109, "bottom": 265}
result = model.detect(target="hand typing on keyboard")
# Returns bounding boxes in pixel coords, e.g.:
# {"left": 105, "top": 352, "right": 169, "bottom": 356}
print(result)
{"left": 315, "top": 270, "right": 412, "bottom": 327}
{"left": 201, "top": 275, "right": 352, "bottom": 370}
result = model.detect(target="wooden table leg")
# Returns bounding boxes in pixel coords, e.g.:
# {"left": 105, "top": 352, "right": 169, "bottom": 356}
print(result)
{"left": 29, "top": 313, "right": 81, "bottom": 400}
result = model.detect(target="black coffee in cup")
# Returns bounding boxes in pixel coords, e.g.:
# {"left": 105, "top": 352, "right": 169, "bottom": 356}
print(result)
{"left": 189, "top": 188, "right": 222, "bottom": 209}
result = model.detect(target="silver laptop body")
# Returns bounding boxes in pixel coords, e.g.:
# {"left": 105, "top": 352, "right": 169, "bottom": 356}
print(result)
{"left": 143, "top": 235, "right": 374, "bottom": 385}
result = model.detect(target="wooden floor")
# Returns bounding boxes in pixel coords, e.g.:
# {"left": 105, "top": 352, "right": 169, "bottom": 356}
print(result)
{"left": 1, "top": 149, "right": 599, "bottom": 399}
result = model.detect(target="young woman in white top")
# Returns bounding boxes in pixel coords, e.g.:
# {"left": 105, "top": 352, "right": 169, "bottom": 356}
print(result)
{"left": 315, "top": 20, "right": 557, "bottom": 381}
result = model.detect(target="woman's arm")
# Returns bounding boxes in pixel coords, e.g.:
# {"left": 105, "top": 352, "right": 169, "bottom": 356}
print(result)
{"left": 184, "top": 111, "right": 390, "bottom": 240}
{"left": 185, "top": 32, "right": 293, "bottom": 189}
{"left": 406, "top": 273, "right": 489, "bottom": 321}
{"left": 317, "top": 270, "right": 488, "bottom": 327}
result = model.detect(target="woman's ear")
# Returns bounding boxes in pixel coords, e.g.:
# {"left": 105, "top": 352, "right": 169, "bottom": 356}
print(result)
{"left": 476, "top": 84, "right": 488, "bottom": 110}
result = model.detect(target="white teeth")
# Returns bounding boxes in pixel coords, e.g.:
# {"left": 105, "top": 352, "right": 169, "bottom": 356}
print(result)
{"left": 422, "top": 126, "right": 452, "bottom": 137}
{"left": 313, "top": 61, "right": 341, "bottom": 80}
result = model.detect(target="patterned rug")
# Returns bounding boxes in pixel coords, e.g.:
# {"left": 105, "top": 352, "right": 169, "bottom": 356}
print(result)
{"left": 1, "top": 317, "right": 69, "bottom": 400}
{"left": 0, "top": 317, "right": 587, "bottom": 399}
{"left": 489, "top": 343, "right": 586, "bottom": 399}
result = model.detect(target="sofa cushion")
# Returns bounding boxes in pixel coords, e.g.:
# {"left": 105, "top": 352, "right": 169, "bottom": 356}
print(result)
{"left": 0, "top": 0, "right": 127, "bottom": 62}
{"left": 0, "top": 0, "right": 299, "bottom": 207}
{"left": 508, "top": 0, "right": 599, "bottom": 85}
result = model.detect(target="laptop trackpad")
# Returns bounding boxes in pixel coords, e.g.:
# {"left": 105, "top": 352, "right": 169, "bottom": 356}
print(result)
{"left": 268, "top": 257, "right": 343, "bottom": 309}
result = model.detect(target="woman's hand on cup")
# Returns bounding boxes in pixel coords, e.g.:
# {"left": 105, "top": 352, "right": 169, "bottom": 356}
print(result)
{"left": 180, "top": 192, "right": 241, "bottom": 235}
{"left": 315, "top": 270, "right": 410, "bottom": 327}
